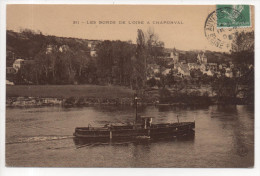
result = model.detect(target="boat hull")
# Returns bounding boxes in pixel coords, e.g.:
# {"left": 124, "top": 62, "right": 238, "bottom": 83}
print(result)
{"left": 74, "top": 122, "right": 195, "bottom": 140}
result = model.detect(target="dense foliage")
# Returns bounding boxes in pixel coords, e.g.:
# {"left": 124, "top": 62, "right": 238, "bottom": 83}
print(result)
{"left": 7, "top": 28, "right": 165, "bottom": 88}
{"left": 6, "top": 29, "right": 254, "bottom": 104}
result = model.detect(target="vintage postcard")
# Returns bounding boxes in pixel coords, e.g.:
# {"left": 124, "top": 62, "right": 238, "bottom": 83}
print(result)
{"left": 4, "top": 4, "right": 255, "bottom": 169}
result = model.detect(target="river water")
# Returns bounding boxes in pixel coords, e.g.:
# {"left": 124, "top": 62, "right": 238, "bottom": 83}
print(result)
{"left": 6, "top": 105, "right": 254, "bottom": 167}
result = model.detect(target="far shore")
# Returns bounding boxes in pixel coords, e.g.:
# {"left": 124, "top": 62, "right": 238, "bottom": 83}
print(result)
{"left": 6, "top": 85, "right": 134, "bottom": 99}
{"left": 6, "top": 85, "right": 251, "bottom": 107}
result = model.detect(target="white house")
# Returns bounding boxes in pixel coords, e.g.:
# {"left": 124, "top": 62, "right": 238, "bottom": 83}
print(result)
{"left": 170, "top": 49, "right": 179, "bottom": 64}
{"left": 200, "top": 64, "right": 206, "bottom": 72}
{"left": 177, "top": 64, "right": 190, "bottom": 76}
{"left": 45, "top": 44, "right": 57, "bottom": 54}
{"left": 165, "top": 48, "right": 179, "bottom": 65}
{"left": 225, "top": 68, "right": 233, "bottom": 78}
{"left": 207, "top": 63, "right": 218, "bottom": 71}
{"left": 197, "top": 53, "right": 207, "bottom": 64}
{"left": 90, "top": 50, "right": 97, "bottom": 57}
{"left": 59, "top": 45, "right": 69, "bottom": 53}
{"left": 6, "top": 80, "right": 14, "bottom": 85}
{"left": 203, "top": 69, "right": 214, "bottom": 76}
{"left": 188, "top": 63, "right": 200, "bottom": 70}
{"left": 162, "top": 68, "right": 171, "bottom": 75}
{"left": 13, "top": 59, "right": 25, "bottom": 71}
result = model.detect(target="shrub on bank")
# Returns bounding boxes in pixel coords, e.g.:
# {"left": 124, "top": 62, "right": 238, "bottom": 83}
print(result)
{"left": 159, "top": 90, "right": 212, "bottom": 105}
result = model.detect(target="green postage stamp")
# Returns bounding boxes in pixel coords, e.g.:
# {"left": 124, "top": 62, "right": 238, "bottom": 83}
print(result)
{"left": 217, "top": 5, "right": 251, "bottom": 28}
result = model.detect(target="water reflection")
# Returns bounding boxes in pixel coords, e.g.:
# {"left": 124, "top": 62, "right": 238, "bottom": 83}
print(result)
{"left": 157, "top": 105, "right": 209, "bottom": 112}
{"left": 209, "top": 105, "right": 254, "bottom": 160}
{"left": 6, "top": 105, "right": 254, "bottom": 167}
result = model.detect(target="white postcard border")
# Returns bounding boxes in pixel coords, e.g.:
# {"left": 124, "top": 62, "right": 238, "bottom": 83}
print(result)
{"left": 0, "top": 0, "right": 259, "bottom": 176}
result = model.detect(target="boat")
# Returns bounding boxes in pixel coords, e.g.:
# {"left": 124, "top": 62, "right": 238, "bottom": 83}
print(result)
{"left": 73, "top": 131, "right": 195, "bottom": 147}
{"left": 73, "top": 95, "right": 195, "bottom": 140}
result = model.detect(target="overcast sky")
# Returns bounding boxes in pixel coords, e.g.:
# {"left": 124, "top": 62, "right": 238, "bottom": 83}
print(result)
{"left": 6, "top": 5, "right": 254, "bottom": 52}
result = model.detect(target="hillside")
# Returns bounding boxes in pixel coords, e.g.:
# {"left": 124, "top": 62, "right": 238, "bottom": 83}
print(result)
{"left": 6, "top": 29, "right": 239, "bottom": 87}
{"left": 7, "top": 30, "right": 232, "bottom": 66}
{"left": 6, "top": 30, "right": 94, "bottom": 66}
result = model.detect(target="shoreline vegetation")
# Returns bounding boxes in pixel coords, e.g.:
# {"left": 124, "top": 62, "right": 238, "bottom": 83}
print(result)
{"left": 6, "top": 85, "right": 252, "bottom": 107}
{"left": 6, "top": 29, "right": 254, "bottom": 107}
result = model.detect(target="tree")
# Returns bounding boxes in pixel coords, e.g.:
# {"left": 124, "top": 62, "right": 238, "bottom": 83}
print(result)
{"left": 211, "top": 76, "right": 237, "bottom": 99}
{"left": 96, "top": 40, "right": 114, "bottom": 84}
{"left": 145, "top": 27, "right": 165, "bottom": 64}
{"left": 165, "top": 70, "right": 175, "bottom": 87}
{"left": 34, "top": 49, "right": 52, "bottom": 84}
{"left": 230, "top": 31, "right": 254, "bottom": 104}
{"left": 147, "top": 77, "right": 157, "bottom": 87}
{"left": 230, "top": 31, "right": 254, "bottom": 69}
{"left": 135, "top": 29, "right": 147, "bottom": 88}
{"left": 96, "top": 40, "right": 135, "bottom": 86}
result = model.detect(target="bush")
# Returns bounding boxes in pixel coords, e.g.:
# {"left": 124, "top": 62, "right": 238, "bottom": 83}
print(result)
{"left": 63, "top": 97, "right": 76, "bottom": 106}
{"left": 147, "top": 77, "right": 157, "bottom": 87}
{"left": 159, "top": 88, "right": 172, "bottom": 103}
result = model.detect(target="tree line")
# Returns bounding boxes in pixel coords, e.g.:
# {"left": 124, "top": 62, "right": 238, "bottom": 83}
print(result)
{"left": 7, "top": 28, "right": 165, "bottom": 89}
{"left": 7, "top": 29, "right": 254, "bottom": 104}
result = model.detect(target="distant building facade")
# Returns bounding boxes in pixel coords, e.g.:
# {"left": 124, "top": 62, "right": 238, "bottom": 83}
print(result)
{"left": 170, "top": 48, "right": 179, "bottom": 64}
{"left": 59, "top": 45, "right": 69, "bottom": 53}
{"left": 188, "top": 63, "right": 200, "bottom": 70}
{"left": 197, "top": 53, "right": 207, "bottom": 64}
{"left": 45, "top": 44, "right": 56, "bottom": 54}
{"left": 90, "top": 50, "right": 97, "bottom": 57}
{"left": 13, "top": 59, "right": 25, "bottom": 71}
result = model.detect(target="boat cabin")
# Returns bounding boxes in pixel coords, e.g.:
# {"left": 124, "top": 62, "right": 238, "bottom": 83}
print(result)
{"left": 135, "top": 116, "right": 152, "bottom": 129}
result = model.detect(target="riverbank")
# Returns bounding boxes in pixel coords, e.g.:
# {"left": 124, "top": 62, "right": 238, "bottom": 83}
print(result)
{"left": 6, "top": 85, "right": 250, "bottom": 107}
{"left": 6, "top": 96, "right": 137, "bottom": 107}
{"left": 6, "top": 85, "right": 134, "bottom": 98}
{"left": 6, "top": 96, "right": 249, "bottom": 107}
{"left": 6, "top": 85, "right": 135, "bottom": 107}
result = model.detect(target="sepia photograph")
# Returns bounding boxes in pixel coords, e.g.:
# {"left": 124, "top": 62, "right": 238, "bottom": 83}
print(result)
{"left": 4, "top": 4, "right": 255, "bottom": 169}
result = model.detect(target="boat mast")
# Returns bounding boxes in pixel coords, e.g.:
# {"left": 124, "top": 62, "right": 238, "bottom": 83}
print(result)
{"left": 134, "top": 93, "right": 138, "bottom": 122}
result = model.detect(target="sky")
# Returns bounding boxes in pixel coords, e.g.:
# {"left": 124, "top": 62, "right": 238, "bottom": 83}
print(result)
{"left": 6, "top": 5, "right": 254, "bottom": 52}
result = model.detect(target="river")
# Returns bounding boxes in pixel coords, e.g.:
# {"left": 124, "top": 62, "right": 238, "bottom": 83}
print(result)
{"left": 5, "top": 105, "right": 254, "bottom": 167}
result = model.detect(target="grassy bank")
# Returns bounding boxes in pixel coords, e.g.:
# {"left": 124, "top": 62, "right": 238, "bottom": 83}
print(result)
{"left": 6, "top": 85, "right": 135, "bottom": 98}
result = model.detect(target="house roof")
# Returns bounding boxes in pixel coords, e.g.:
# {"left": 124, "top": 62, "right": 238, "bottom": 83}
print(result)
{"left": 208, "top": 63, "right": 217, "bottom": 66}
{"left": 13, "top": 59, "right": 24, "bottom": 64}
{"left": 148, "top": 64, "right": 160, "bottom": 69}
{"left": 175, "top": 63, "right": 181, "bottom": 68}
{"left": 162, "top": 68, "right": 171, "bottom": 75}
{"left": 178, "top": 64, "right": 190, "bottom": 74}
{"left": 188, "top": 63, "right": 199, "bottom": 67}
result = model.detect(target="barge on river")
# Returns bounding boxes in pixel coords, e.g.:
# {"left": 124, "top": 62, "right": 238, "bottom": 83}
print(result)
{"left": 73, "top": 96, "right": 195, "bottom": 140}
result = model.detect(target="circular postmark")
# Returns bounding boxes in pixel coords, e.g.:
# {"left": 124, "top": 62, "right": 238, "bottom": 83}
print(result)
{"left": 204, "top": 7, "right": 246, "bottom": 50}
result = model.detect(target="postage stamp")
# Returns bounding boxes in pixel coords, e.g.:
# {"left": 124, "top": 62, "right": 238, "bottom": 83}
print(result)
{"left": 204, "top": 5, "right": 252, "bottom": 50}
{"left": 216, "top": 5, "right": 251, "bottom": 28}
